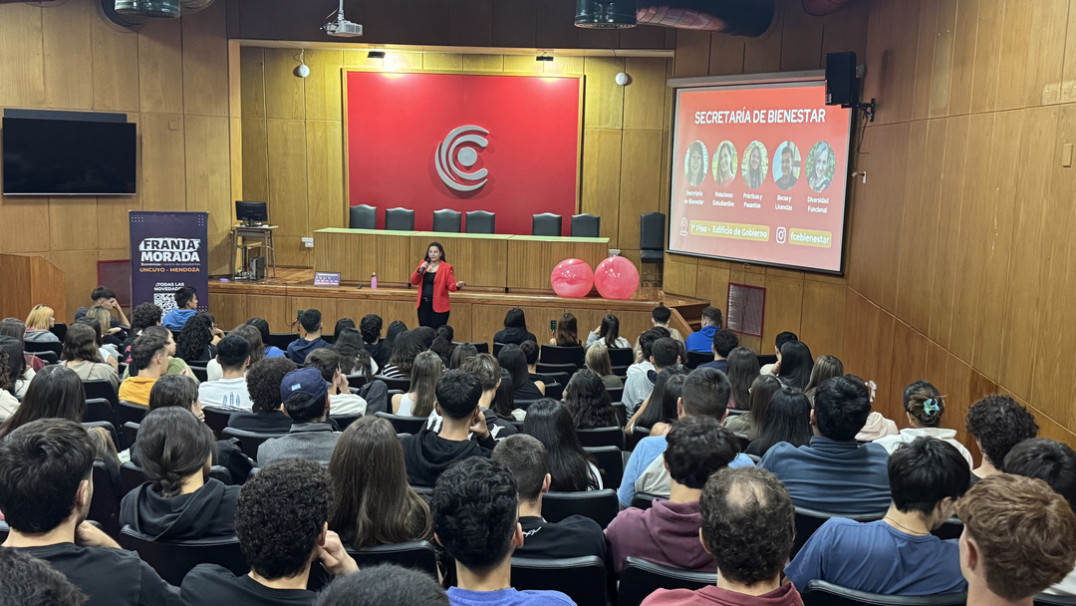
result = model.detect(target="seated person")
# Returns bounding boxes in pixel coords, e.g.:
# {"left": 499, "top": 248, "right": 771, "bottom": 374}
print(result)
{"left": 359, "top": 314, "right": 391, "bottom": 369}
{"left": 966, "top": 394, "right": 1038, "bottom": 481}
{"left": 120, "top": 302, "right": 163, "bottom": 361}
{"left": 122, "top": 326, "right": 197, "bottom": 383}
{"left": 874, "top": 380, "right": 974, "bottom": 467}
{"left": 1004, "top": 438, "right": 1076, "bottom": 596}
{"left": 75, "top": 286, "right": 130, "bottom": 332}
{"left": 0, "top": 418, "right": 181, "bottom": 606}
{"left": 956, "top": 474, "right": 1076, "bottom": 606}
{"left": 585, "top": 314, "right": 632, "bottom": 350}
{"left": 181, "top": 459, "right": 358, "bottom": 606}
{"left": 0, "top": 546, "right": 91, "bottom": 606}
{"left": 119, "top": 330, "right": 172, "bottom": 406}
{"left": 62, "top": 323, "right": 120, "bottom": 390}
{"left": 432, "top": 458, "right": 575, "bottom": 606}
{"left": 120, "top": 407, "right": 240, "bottom": 541}
{"left": 698, "top": 329, "right": 738, "bottom": 373}
{"left": 23, "top": 304, "right": 60, "bottom": 344}
{"left": 761, "top": 375, "right": 891, "bottom": 514}
{"left": 492, "top": 434, "right": 607, "bottom": 562}
{"left": 786, "top": 437, "right": 970, "bottom": 595}
{"left": 161, "top": 286, "right": 198, "bottom": 332}
{"left": 246, "top": 318, "right": 286, "bottom": 359}
{"left": 305, "top": 349, "right": 366, "bottom": 417}
{"left": 641, "top": 467, "right": 803, "bottom": 606}
{"left": 229, "top": 357, "right": 297, "bottom": 433}
{"left": 632, "top": 304, "right": 684, "bottom": 358}
{"left": 197, "top": 334, "right": 252, "bottom": 410}
{"left": 402, "top": 370, "right": 495, "bottom": 487}
{"left": 607, "top": 417, "right": 737, "bottom": 573}
{"left": 314, "top": 563, "right": 449, "bottom": 606}
{"left": 623, "top": 335, "right": 680, "bottom": 417}
{"left": 685, "top": 306, "right": 722, "bottom": 354}
{"left": 620, "top": 367, "right": 753, "bottom": 508}
{"left": 500, "top": 344, "right": 545, "bottom": 402}
{"left": 760, "top": 331, "right": 798, "bottom": 376}
{"left": 493, "top": 307, "right": 537, "bottom": 346}
{"left": 257, "top": 367, "right": 339, "bottom": 466}
{"left": 286, "top": 309, "right": 330, "bottom": 364}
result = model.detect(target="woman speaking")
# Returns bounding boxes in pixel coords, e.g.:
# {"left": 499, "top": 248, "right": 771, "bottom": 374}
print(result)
{"left": 411, "top": 241, "right": 465, "bottom": 329}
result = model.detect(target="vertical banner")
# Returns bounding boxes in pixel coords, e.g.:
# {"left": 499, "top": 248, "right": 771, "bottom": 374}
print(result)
{"left": 129, "top": 211, "right": 209, "bottom": 313}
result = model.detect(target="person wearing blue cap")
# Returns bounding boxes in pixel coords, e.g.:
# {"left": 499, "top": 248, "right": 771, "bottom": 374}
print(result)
{"left": 256, "top": 367, "right": 340, "bottom": 466}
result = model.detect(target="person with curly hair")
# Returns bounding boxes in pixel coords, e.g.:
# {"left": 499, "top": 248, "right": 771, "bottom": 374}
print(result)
{"left": 229, "top": 357, "right": 296, "bottom": 433}
{"left": 315, "top": 565, "right": 448, "bottom": 606}
{"left": 180, "top": 459, "right": 358, "bottom": 605}
{"left": 175, "top": 311, "right": 218, "bottom": 366}
{"left": 120, "top": 302, "right": 163, "bottom": 361}
{"left": 0, "top": 345, "right": 19, "bottom": 421}
{"left": 0, "top": 547, "right": 89, "bottom": 606}
{"left": 965, "top": 394, "right": 1038, "bottom": 481}
{"left": 563, "top": 368, "right": 617, "bottom": 429}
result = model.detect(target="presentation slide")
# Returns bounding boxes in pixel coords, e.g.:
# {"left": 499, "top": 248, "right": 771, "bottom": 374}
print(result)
{"left": 667, "top": 81, "right": 852, "bottom": 273}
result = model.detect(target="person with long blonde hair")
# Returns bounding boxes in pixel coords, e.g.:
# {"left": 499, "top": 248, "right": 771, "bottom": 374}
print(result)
{"left": 23, "top": 305, "right": 59, "bottom": 344}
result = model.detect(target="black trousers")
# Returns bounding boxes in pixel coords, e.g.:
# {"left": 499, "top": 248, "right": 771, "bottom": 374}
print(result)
{"left": 418, "top": 298, "right": 450, "bottom": 329}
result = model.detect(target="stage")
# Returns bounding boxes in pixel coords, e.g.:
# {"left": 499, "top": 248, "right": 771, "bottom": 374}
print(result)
{"left": 208, "top": 268, "right": 705, "bottom": 344}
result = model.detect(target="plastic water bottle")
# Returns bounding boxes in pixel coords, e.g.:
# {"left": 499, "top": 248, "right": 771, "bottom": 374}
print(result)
{"left": 371, "top": 272, "right": 377, "bottom": 290}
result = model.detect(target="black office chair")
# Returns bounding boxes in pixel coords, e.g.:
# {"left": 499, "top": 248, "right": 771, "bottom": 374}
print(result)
{"left": 349, "top": 540, "right": 439, "bottom": 577}
{"left": 266, "top": 332, "right": 299, "bottom": 350}
{"left": 50, "top": 321, "right": 67, "bottom": 343}
{"left": 630, "top": 492, "right": 664, "bottom": 510}
{"left": 532, "top": 212, "right": 563, "bottom": 236}
{"left": 570, "top": 213, "right": 601, "bottom": 238}
{"left": 375, "top": 411, "right": 427, "bottom": 434}
{"left": 793, "top": 507, "right": 886, "bottom": 558}
{"left": 686, "top": 351, "right": 712, "bottom": 369}
{"left": 576, "top": 426, "right": 626, "bottom": 450}
{"left": 511, "top": 556, "right": 608, "bottom": 606}
{"left": 24, "top": 340, "right": 62, "bottom": 357}
{"left": 221, "top": 427, "right": 287, "bottom": 462}
{"left": 349, "top": 203, "right": 377, "bottom": 229}
{"left": 542, "top": 489, "right": 619, "bottom": 529}
{"left": 465, "top": 210, "right": 496, "bottom": 234}
{"left": 1036, "top": 594, "right": 1076, "bottom": 605}
{"left": 119, "top": 526, "right": 248, "bottom": 586}
{"left": 640, "top": 212, "right": 666, "bottom": 266}
{"left": 385, "top": 207, "right": 416, "bottom": 231}
{"left": 84, "top": 397, "right": 115, "bottom": 425}
{"left": 201, "top": 406, "right": 231, "bottom": 438}
{"left": 618, "top": 556, "right": 713, "bottom": 606}
{"left": 539, "top": 344, "right": 585, "bottom": 368}
{"left": 432, "top": 208, "right": 462, "bottom": 233}
{"left": 607, "top": 347, "right": 634, "bottom": 367}
{"left": 116, "top": 400, "right": 147, "bottom": 426}
{"left": 88, "top": 461, "right": 121, "bottom": 536}
{"left": 584, "top": 445, "right": 623, "bottom": 489}
{"left": 803, "top": 580, "right": 967, "bottom": 606}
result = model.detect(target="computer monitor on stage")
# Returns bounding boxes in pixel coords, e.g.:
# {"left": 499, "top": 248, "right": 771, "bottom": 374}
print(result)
{"left": 236, "top": 200, "right": 268, "bottom": 226}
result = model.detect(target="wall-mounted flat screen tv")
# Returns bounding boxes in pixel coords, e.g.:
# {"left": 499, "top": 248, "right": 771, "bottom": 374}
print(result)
{"left": 2, "top": 116, "right": 137, "bottom": 196}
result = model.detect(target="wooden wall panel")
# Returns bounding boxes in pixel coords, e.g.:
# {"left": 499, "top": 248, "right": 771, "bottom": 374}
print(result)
{"left": 91, "top": 18, "right": 140, "bottom": 112}
{"left": 42, "top": 0, "right": 93, "bottom": 110}
{"left": 580, "top": 130, "right": 623, "bottom": 242}
{"left": 140, "top": 114, "right": 188, "bottom": 211}
{"left": 181, "top": 2, "right": 230, "bottom": 118}
{"left": 0, "top": 4, "right": 44, "bottom": 107}
{"left": 138, "top": 21, "right": 184, "bottom": 115}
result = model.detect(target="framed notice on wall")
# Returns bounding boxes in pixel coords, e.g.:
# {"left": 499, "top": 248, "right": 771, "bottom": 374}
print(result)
{"left": 344, "top": 70, "right": 583, "bottom": 236}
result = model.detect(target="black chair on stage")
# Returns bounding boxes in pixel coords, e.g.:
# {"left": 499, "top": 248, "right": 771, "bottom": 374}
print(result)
{"left": 571, "top": 213, "right": 601, "bottom": 238}
{"left": 802, "top": 580, "right": 966, "bottom": 606}
{"left": 539, "top": 344, "right": 585, "bottom": 368}
{"left": 385, "top": 207, "right": 415, "bottom": 231}
{"left": 119, "top": 526, "right": 248, "bottom": 586}
{"left": 532, "top": 213, "right": 563, "bottom": 237}
{"left": 576, "top": 426, "right": 625, "bottom": 450}
{"left": 584, "top": 445, "right": 623, "bottom": 489}
{"left": 511, "top": 556, "right": 608, "bottom": 606}
{"left": 349, "top": 204, "right": 377, "bottom": 229}
{"left": 640, "top": 212, "right": 666, "bottom": 268}
{"left": 542, "top": 490, "right": 619, "bottom": 529}
{"left": 465, "top": 210, "right": 496, "bottom": 234}
{"left": 375, "top": 412, "right": 427, "bottom": 434}
{"left": 432, "top": 209, "right": 462, "bottom": 233}
{"left": 618, "top": 557, "right": 713, "bottom": 606}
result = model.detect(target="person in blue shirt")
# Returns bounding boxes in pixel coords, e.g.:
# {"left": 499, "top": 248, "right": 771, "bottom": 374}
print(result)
{"left": 286, "top": 309, "right": 330, "bottom": 364}
{"left": 785, "top": 436, "right": 971, "bottom": 595}
{"left": 761, "top": 375, "right": 891, "bottom": 514}
{"left": 161, "top": 286, "right": 199, "bottom": 332}
{"left": 432, "top": 457, "right": 576, "bottom": 606}
{"left": 684, "top": 306, "right": 722, "bottom": 354}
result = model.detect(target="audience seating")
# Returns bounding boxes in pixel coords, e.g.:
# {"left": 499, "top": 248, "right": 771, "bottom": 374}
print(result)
{"left": 188, "top": 365, "right": 209, "bottom": 382}
{"left": 349, "top": 204, "right": 377, "bottom": 229}
{"left": 531, "top": 213, "right": 563, "bottom": 237}
{"left": 349, "top": 540, "right": 439, "bottom": 577}
{"left": 534, "top": 371, "right": 570, "bottom": 388}
{"left": 121, "top": 421, "right": 140, "bottom": 451}
{"left": 607, "top": 347, "right": 634, "bottom": 368}
{"left": 618, "top": 556, "right": 713, "bottom": 606}
{"left": 576, "top": 426, "right": 626, "bottom": 450}
{"left": 116, "top": 400, "right": 147, "bottom": 426}
{"left": 88, "top": 461, "right": 121, "bottom": 537}
{"left": 265, "top": 332, "right": 298, "bottom": 350}
{"left": 932, "top": 516, "right": 963, "bottom": 541}
{"left": 221, "top": 427, "right": 287, "bottom": 462}
{"left": 626, "top": 425, "right": 651, "bottom": 451}
{"left": 544, "top": 381, "right": 564, "bottom": 400}
{"left": 802, "top": 580, "right": 967, "bottom": 606}
{"left": 50, "top": 321, "right": 67, "bottom": 342}
{"left": 374, "top": 375, "right": 411, "bottom": 392}
{"left": 511, "top": 556, "right": 609, "bottom": 606}
{"left": 432, "top": 208, "right": 462, "bottom": 233}
{"left": 83, "top": 397, "right": 115, "bottom": 425}
{"left": 570, "top": 213, "right": 601, "bottom": 238}
{"left": 35, "top": 350, "right": 59, "bottom": 364}
{"left": 465, "top": 210, "right": 496, "bottom": 234}
{"left": 493, "top": 342, "right": 506, "bottom": 356}
{"left": 83, "top": 379, "right": 120, "bottom": 407}
{"left": 639, "top": 212, "right": 666, "bottom": 267}
{"left": 1036, "top": 594, "right": 1076, "bottom": 605}
{"left": 346, "top": 374, "right": 367, "bottom": 390}
{"left": 685, "top": 351, "right": 711, "bottom": 369}
{"left": 385, "top": 207, "right": 416, "bottom": 231}
{"left": 584, "top": 445, "right": 623, "bottom": 489}
{"left": 202, "top": 406, "right": 231, "bottom": 438}
{"left": 536, "top": 362, "right": 577, "bottom": 376}
{"left": 120, "top": 461, "right": 146, "bottom": 494}
{"left": 630, "top": 492, "right": 664, "bottom": 510}
{"left": 539, "top": 344, "right": 585, "bottom": 368}
{"left": 119, "top": 526, "right": 248, "bottom": 586}
{"left": 83, "top": 421, "right": 120, "bottom": 453}
{"left": 542, "top": 489, "right": 619, "bottom": 529}
{"left": 331, "top": 413, "right": 361, "bottom": 430}
{"left": 793, "top": 507, "right": 886, "bottom": 558}
{"left": 24, "top": 340, "right": 62, "bottom": 357}
{"left": 611, "top": 403, "right": 627, "bottom": 426}
{"left": 375, "top": 411, "right": 427, "bottom": 434}
{"left": 606, "top": 386, "right": 623, "bottom": 402}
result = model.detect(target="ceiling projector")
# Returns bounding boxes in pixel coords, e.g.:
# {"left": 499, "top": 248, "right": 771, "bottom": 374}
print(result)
{"left": 323, "top": 0, "right": 363, "bottom": 38}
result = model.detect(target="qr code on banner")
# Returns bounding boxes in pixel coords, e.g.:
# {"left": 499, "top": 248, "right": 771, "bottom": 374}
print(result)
{"left": 154, "top": 294, "right": 177, "bottom": 313}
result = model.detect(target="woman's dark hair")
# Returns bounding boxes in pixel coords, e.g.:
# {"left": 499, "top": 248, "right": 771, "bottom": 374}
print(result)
{"left": 430, "top": 335, "right": 456, "bottom": 368}
{"left": 804, "top": 354, "right": 844, "bottom": 395}
{"left": 776, "top": 340, "right": 813, "bottom": 390}
{"left": 0, "top": 366, "right": 85, "bottom": 440}
{"left": 149, "top": 374, "right": 199, "bottom": 412}
{"left": 0, "top": 336, "right": 25, "bottom": 395}
{"left": 554, "top": 313, "right": 579, "bottom": 347}
{"left": 61, "top": 323, "right": 104, "bottom": 364}
{"left": 490, "top": 368, "right": 515, "bottom": 419}
{"left": 726, "top": 347, "right": 760, "bottom": 409}
{"left": 175, "top": 311, "right": 215, "bottom": 363}
{"left": 389, "top": 330, "right": 427, "bottom": 376}
{"left": 384, "top": 321, "right": 408, "bottom": 351}
{"left": 659, "top": 373, "right": 688, "bottom": 424}
{"left": 746, "top": 375, "right": 783, "bottom": 432}
{"left": 247, "top": 318, "right": 273, "bottom": 348}
{"left": 231, "top": 324, "right": 265, "bottom": 367}
{"left": 328, "top": 417, "right": 432, "bottom": 549}
{"left": 74, "top": 316, "right": 104, "bottom": 347}
{"left": 413, "top": 326, "right": 436, "bottom": 349}
{"left": 564, "top": 369, "right": 618, "bottom": 429}
{"left": 750, "top": 387, "right": 813, "bottom": 456}
{"left": 334, "top": 328, "right": 372, "bottom": 379}
{"left": 503, "top": 308, "right": 527, "bottom": 331}
{"left": 137, "top": 407, "right": 215, "bottom": 498}
{"left": 598, "top": 315, "right": 621, "bottom": 349}
{"left": 424, "top": 242, "right": 446, "bottom": 262}
{"left": 635, "top": 366, "right": 687, "bottom": 429}
{"left": 902, "top": 380, "right": 944, "bottom": 428}
{"left": 0, "top": 348, "right": 10, "bottom": 395}
{"left": 522, "top": 399, "right": 598, "bottom": 492}
{"left": 0, "top": 318, "right": 25, "bottom": 342}
{"left": 436, "top": 325, "right": 454, "bottom": 342}
{"left": 333, "top": 318, "right": 355, "bottom": 340}
{"left": 449, "top": 343, "right": 478, "bottom": 369}
{"left": 497, "top": 344, "right": 529, "bottom": 394}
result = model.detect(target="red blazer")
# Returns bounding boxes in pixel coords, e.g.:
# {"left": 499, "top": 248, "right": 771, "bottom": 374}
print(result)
{"left": 410, "top": 261, "right": 459, "bottom": 313}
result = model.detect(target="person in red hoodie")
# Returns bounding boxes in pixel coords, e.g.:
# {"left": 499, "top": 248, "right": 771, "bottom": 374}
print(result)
{"left": 410, "top": 242, "right": 465, "bottom": 330}
{"left": 642, "top": 466, "right": 804, "bottom": 606}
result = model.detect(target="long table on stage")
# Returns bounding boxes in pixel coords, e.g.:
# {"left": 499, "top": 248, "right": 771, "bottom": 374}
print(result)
{"left": 313, "top": 228, "right": 610, "bottom": 292}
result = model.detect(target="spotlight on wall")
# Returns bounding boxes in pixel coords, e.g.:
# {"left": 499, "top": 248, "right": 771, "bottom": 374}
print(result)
{"left": 368, "top": 50, "right": 386, "bottom": 59}
{"left": 536, "top": 52, "right": 554, "bottom": 62}
{"left": 294, "top": 49, "right": 310, "bottom": 78}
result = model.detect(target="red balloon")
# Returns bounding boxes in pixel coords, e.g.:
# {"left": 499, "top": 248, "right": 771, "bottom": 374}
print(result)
{"left": 550, "top": 258, "right": 594, "bottom": 298}
{"left": 594, "top": 255, "right": 640, "bottom": 300}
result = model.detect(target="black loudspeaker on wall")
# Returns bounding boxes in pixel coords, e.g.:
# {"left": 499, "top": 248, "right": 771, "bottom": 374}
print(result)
{"left": 825, "top": 51, "right": 857, "bottom": 107}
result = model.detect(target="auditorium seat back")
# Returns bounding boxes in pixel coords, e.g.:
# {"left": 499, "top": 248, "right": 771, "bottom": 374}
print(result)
{"left": 119, "top": 526, "right": 248, "bottom": 586}
{"left": 375, "top": 411, "right": 427, "bottom": 434}
{"left": 221, "top": 427, "right": 287, "bottom": 462}
{"left": 583, "top": 445, "right": 623, "bottom": 489}
{"left": 511, "top": 556, "right": 608, "bottom": 606}
{"left": 802, "top": 580, "right": 967, "bottom": 606}
{"left": 542, "top": 490, "right": 619, "bottom": 529}
{"left": 618, "top": 557, "right": 713, "bottom": 606}
{"left": 793, "top": 507, "right": 885, "bottom": 558}
{"left": 576, "top": 426, "right": 625, "bottom": 450}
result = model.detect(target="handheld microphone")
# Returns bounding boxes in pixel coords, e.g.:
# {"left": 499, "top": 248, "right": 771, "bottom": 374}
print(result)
{"left": 419, "top": 260, "right": 429, "bottom": 274}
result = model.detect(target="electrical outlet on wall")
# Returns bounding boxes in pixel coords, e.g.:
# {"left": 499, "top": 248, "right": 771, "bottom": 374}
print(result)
{"left": 302, "top": 237, "right": 314, "bottom": 248}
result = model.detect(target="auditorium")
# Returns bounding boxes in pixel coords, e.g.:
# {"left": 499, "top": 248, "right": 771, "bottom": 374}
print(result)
{"left": 1, "top": 0, "right": 1075, "bottom": 605}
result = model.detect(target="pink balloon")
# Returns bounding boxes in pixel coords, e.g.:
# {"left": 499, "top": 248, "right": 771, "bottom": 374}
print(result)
{"left": 550, "top": 258, "right": 594, "bottom": 298}
{"left": 594, "top": 256, "right": 640, "bottom": 300}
